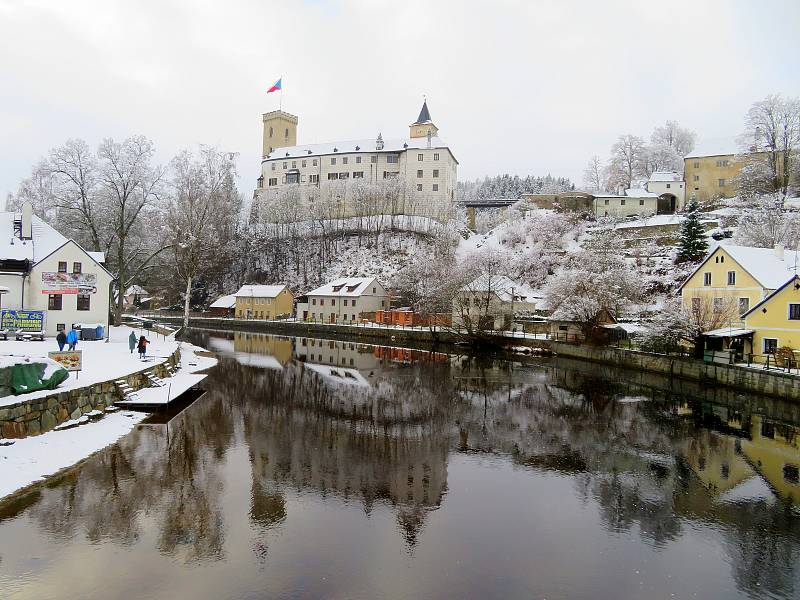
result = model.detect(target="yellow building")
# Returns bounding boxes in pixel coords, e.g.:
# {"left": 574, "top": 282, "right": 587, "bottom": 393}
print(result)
{"left": 684, "top": 146, "right": 787, "bottom": 203}
{"left": 262, "top": 110, "right": 298, "bottom": 157}
{"left": 234, "top": 284, "right": 294, "bottom": 320}
{"left": 742, "top": 274, "right": 800, "bottom": 357}
{"left": 741, "top": 415, "right": 800, "bottom": 505}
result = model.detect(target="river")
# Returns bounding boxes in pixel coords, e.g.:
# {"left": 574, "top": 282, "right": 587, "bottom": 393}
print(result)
{"left": 1, "top": 329, "right": 799, "bottom": 599}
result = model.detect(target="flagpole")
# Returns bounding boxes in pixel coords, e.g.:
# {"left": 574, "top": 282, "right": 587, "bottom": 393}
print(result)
{"left": 279, "top": 75, "right": 283, "bottom": 112}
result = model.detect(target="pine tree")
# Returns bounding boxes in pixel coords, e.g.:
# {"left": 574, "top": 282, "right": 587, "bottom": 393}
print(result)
{"left": 676, "top": 200, "right": 708, "bottom": 262}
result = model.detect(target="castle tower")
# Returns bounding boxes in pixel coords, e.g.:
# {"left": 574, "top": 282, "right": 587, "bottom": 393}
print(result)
{"left": 409, "top": 100, "right": 439, "bottom": 139}
{"left": 262, "top": 110, "right": 298, "bottom": 157}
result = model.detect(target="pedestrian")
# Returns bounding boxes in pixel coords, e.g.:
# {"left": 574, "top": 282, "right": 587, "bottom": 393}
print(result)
{"left": 137, "top": 335, "right": 149, "bottom": 360}
{"left": 128, "top": 330, "right": 137, "bottom": 354}
{"left": 56, "top": 329, "right": 67, "bottom": 351}
{"left": 66, "top": 327, "right": 78, "bottom": 351}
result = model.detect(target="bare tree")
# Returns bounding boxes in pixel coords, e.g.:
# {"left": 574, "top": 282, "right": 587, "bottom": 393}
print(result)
{"left": 735, "top": 195, "right": 800, "bottom": 248}
{"left": 582, "top": 155, "right": 604, "bottom": 191}
{"left": 650, "top": 120, "right": 696, "bottom": 157}
{"left": 605, "top": 135, "right": 646, "bottom": 190}
{"left": 167, "top": 146, "right": 239, "bottom": 328}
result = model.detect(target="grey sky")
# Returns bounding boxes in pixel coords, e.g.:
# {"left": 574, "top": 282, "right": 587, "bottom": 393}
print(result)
{"left": 2, "top": 0, "right": 799, "bottom": 200}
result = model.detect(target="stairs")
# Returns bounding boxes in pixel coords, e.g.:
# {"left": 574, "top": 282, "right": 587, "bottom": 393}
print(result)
{"left": 145, "top": 372, "right": 166, "bottom": 387}
{"left": 115, "top": 379, "right": 140, "bottom": 403}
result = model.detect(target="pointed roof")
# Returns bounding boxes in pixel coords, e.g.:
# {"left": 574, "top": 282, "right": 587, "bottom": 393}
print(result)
{"left": 414, "top": 100, "right": 432, "bottom": 125}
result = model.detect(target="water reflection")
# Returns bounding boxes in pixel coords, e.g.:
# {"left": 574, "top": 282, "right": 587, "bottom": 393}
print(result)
{"left": 0, "top": 330, "right": 798, "bottom": 600}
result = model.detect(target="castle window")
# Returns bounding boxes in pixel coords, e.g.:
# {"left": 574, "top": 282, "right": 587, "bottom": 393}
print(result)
{"left": 434, "top": 153, "right": 439, "bottom": 161}
{"left": 417, "top": 170, "right": 423, "bottom": 178}
{"left": 693, "top": 175, "right": 699, "bottom": 181}
{"left": 313, "top": 159, "right": 318, "bottom": 166}
{"left": 718, "top": 178, "right": 726, "bottom": 187}
{"left": 292, "top": 161, "right": 296, "bottom": 168}
{"left": 353, "top": 171, "right": 364, "bottom": 179}
{"left": 433, "top": 169, "right": 439, "bottom": 178}
{"left": 271, "top": 163, "right": 276, "bottom": 171}
{"left": 693, "top": 161, "right": 699, "bottom": 168}
{"left": 433, "top": 184, "right": 439, "bottom": 191}
{"left": 268, "top": 177, "right": 277, "bottom": 186}
{"left": 418, "top": 154, "right": 423, "bottom": 161}
{"left": 331, "top": 157, "right": 336, "bottom": 165}
{"left": 386, "top": 154, "right": 399, "bottom": 164}
{"left": 302, "top": 160, "right": 306, "bottom": 167}
{"left": 371, "top": 156, "right": 378, "bottom": 164}
{"left": 327, "top": 173, "right": 338, "bottom": 180}
{"left": 356, "top": 156, "right": 362, "bottom": 164}
{"left": 343, "top": 157, "right": 348, "bottom": 165}
{"left": 417, "top": 184, "right": 422, "bottom": 192}
{"left": 310, "top": 175, "right": 319, "bottom": 183}
{"left": 283, "top": 162, "right": 287, "bottom": 169}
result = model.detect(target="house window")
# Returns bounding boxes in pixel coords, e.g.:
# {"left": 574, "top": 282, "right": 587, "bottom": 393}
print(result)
{"left": 328, "top": 173, "right": 338, "bottom": 180}
{"left": 339, "top": 172, "right": 349, "bottom": 179}
{"left": 73, "top": 262, "right": 82, "bottom": 274}
{"left": 331, "top": 157, "right": 336, "bottom": 165}
{"left": 417, "top": 170, "right": 423, "bottom": 178}
{"left": 291, "top": 161, "right": 296, "bottom": 168}
{"left": 386, "top": 154, "right": 399, "bottom": 164}
{"left": 48, "top": 294, "right": 62, "bottom": 310}
{"left": 433, "top": 169, "right": 439, "bottom": 178}
{"left": 417, "top": 184, "right": 423, "bottom": 191}
{"left": 434, "top": 153, "right": 439, "bottom": 160}
{"left": 283, "top": 162, "right": 287, "bottom": 169}
{"left": 320, "top": 299, "right": 325, "bottom": 306}
{"left": 433, "top": 184, "right": 439, "bottom": 191}
{"left": 604, "top": 199, "right": 609, "bottom": 205}
{"left": 309, "top": 175, "right": 319, "bottom": 183}
{"left": 312, "top": 159, "right": 318, "bottom": 166}
{"left": 691, "top": 297, "right": 701, "bottom": 312}
{"left": 739, "top": 297, "right": 750, "bottom": 315}
{"left": 713, "top": 297, "right": 724, "bottom": 311}
{"left": 331, "top": 299, "right": 335, "bottom": 306}
{"left": 301, "top": 160, "right": 306, "bottom": 168}
{"left": 620, "top": 198, "right": 626, "bottom": 206}
{"left": 718, "top": 179, "right": 726, "bottom": 187}
{"left": 356, "top": 156, "right": 362, "bottom": 164}
{"left": 693, "top": 161, "right": 700, "bottom": 168}
{"left": 58, "top": 261, "right": 67, "bottom": 273}
{"left": 704, "top": 273, "right": 712, "bottom": 286}
{"left": 418, "top": 154, "right": 423, "bottom": 161}
{"left": 727, "top": 271, "right": 736, "bottom": 285}
{"left": 56, "top": 323, "right": 65, "bottom": 332}
{"left": 353, "top": 171, "right": 364, "bottom": 178}
{"left": 371, "top": 156, "right": 377, "bottom": 164}
{"left": 269, "top": 177, "right": 277, "bottom": 186}
{"left": 77, "top": 294, "right": 90, "bottom": 311}
{"left": 789, "top": 304, "right": 800, "bottom": 320}
{"left": 343, "top": 157, "right": 348, "bottom": 165}
{"left": 693, "top": 175, "right": 699, "bottom": 182}
{"left": 372, "top": 287, "right": 376, "bottom": 293}
{"left": 666, "top": 183, "right": 671, "bottom": 189}
{"left": 271, "top": 163, "right": 276, "bottom": 171}
{"left": 639, "top": 199, "right": 644, "bottom": 205}
{"left": 343, "top": 299, "right": 348, "bottom": 307}
{"left": 764, "top": 338, "right": 778, "bottom": 354}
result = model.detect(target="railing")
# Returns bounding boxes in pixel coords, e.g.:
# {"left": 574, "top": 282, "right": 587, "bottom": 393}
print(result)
{"left": 743, "top": 353, "right": 799, "bottom": 373}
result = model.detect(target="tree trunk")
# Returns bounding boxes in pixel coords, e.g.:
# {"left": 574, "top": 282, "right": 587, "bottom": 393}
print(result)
{"left": 183, "top": 275, "right": 192, "bottom": 329}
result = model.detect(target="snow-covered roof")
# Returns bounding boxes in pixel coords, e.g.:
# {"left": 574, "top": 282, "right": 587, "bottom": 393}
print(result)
{"left": 126, "top": 285, "right": 147, "bottom": 295}
{"left": 685, "top": 139, "right": 738, "bottom": 159}
{"left": 88, "top": 251, "right": 105, "bottom": 264}
{"left": 721, "top": 245, "right": 800, "bottom": 289}
{"left": 461, "top": 275, "right": 536, "bottom": 303}
{"left": 263, "top": 136, "right": 454, "bottom": 162}
{"left": 306, "top": 277, "right": 382, "bottom": 297}
{"left": 0, "top": 212, "right": 68, "bottom": 263}
{"left": 234, "top": 284, "right": 287, "bottom": 298}
{"left": 703, "top": 327, "right": 754, "bottom": 338}
{"left": 209, "top": 294, "right": 237, "bottom": 309}
{"left": 624, "top": 188, "right": 657, "bottom": 198}
{"left": 648, "top": 171, "right": 682, "bottom": 182}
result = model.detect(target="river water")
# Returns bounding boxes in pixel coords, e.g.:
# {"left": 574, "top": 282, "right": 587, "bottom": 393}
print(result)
{"left": 1, "top": 329, "right": 799, "bottom": 600}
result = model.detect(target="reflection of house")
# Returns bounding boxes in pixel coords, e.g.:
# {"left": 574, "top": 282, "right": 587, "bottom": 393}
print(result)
{"left": 206, "top": 332, "right": 293, "bottom": 369}
{"left": 453, "top": 275, "right": 536, "bottom": 330}
{"left": 742, "top": 415, "right": 800, "bottom": 504}
{"left": 234, "top": 284, "right": 294, "bottom": 320}
{"left": 0, "top": 202, "right": 113, "bottom": 336}
{"left": 208, "top": 294, "right": 236, "bottom": 317}
{"left": 680, "top": 431, "right": 754, "bottom": 496}
{"left": 294, "top": 337, "right": 382, "bottom": 376}
{"left": 373, "top": 346, "right": 449, "bottom": 364}
{"left": 298, "top": 277, "right": 389, "bottom": 324}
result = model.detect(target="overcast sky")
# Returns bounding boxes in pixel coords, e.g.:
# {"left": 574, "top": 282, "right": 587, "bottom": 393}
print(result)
{"left": 2, "top": 0, "right": 799, "bottom": 200}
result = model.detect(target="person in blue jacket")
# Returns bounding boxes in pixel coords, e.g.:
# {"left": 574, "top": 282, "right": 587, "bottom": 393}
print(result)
{"left": 66, "top": 327, "right": 78, "bottom": 351}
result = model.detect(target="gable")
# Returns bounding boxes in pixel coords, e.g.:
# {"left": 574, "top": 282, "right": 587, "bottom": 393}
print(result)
{"left": 743, "top": 276, "right": 800, "bottom": 324}
{"left": 32, "top": 240, "right": 113, "bottom": 280}
{"left": 679, "top": 246, "right": 763, "bottom": 293}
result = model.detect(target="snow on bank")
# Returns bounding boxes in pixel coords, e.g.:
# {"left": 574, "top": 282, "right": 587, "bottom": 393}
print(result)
{"left": 0, "top": 410, "right": 147, "bottom": 500}
{"left": 0, "top": 325, "right": 179, "bottom": 408}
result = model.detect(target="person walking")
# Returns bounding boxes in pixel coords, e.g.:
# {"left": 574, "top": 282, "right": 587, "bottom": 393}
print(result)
{"left": 66, "top": 327, "right": 78, "bottom": 351}
{"left": 128, "top": 330, "right": 137, "bottom": 354}
{"left": 56, "top": 329, "right": 67, "bottom": 351}
{"left": 137, "top": 335, "right": 150, "bottom": 360}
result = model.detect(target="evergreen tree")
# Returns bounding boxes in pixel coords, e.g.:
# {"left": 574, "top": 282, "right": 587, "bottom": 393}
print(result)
{"left": 676, "top": 200, "right": 708, "bottom": 262}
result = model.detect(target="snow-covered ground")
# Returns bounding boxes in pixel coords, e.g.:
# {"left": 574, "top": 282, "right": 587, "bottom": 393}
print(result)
{"left": 0, "top": 325, "right": 179, "bottom": 408}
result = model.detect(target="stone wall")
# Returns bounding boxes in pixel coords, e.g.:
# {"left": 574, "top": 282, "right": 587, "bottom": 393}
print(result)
{"left": 550, "top": 342, "right": 800, "bottom": 402}
{"left": 0, "top": 348, "right": 180, "bottom": 439}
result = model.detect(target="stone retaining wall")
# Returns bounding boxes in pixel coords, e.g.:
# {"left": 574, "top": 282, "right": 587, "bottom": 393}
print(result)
{"left": 0, "top": 348, "right": 180, "bottom": 439}
{"left": 550, "top": 342, "right": 800, "bottom": 401}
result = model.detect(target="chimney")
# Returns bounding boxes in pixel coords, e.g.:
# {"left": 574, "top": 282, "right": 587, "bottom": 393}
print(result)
{"left": 775, "top": 243, "right": 784, "bottom": 260}
{"left": 21, "top": 201, "right": 32, "bottom": 240}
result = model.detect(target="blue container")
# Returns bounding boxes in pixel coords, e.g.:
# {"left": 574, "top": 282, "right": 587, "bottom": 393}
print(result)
{"left": 95, "top": 325, "right": 104, "bottom": 339}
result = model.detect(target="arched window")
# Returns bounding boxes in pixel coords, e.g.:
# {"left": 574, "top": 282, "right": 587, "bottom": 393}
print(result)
{"left": 269, "top": 126, "right": 273, "bottom": 137}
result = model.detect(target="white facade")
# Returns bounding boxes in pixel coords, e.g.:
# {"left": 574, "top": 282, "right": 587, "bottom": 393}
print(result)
{"left": 646, "top": 171, "right": 686, "bottom": 210}
{"left": 298, "top": 277, "right": 389, "bottom": 324}
{"left": 593, "top": 189, "right": 659, "bottom": 218}
{"left": 0, "top": 206, "right": 112, "bottom": 336}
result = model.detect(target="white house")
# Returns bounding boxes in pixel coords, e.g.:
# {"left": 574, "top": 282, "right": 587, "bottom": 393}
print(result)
{"left": 646, "top": 171, "right": 686, "bottom": 212}
{"left": 453, "top": 275, "right": 537, "bottom": 330}
{"left": 0, "top": 203, "right": 113, "bottom": 336}
{"left": 297, "top": 276, "right": 389, "bottom": 324}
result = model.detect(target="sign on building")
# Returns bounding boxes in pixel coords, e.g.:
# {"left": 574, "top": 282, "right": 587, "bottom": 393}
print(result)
{"left": 41, "top": 272, "right": 98, "bottom": 295}
{"left": 1, "top": 309, "right": 45, "bottom": 332}
{"left": 48, "top": 350, "right": 82, "bottom": 372}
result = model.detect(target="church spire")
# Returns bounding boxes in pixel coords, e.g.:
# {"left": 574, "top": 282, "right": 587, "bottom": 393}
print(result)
{"left": 415, "top": 100, "right": 432, "bottom": 124}
{"left": 409, "top": 98, "right": 439, "bottom": 139}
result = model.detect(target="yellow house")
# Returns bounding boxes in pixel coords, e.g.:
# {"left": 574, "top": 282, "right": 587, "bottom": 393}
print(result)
{"left": 741, "top": 415, "right": 800, "bottom": 505}
{"left": 234, "top": 285, "right": 294, "bottom": 320}
{"left": 679, "top": 244, "right": 800, "bottom": 318}
{"left": 742, "top": 274, "right": 800, "bottom": 357}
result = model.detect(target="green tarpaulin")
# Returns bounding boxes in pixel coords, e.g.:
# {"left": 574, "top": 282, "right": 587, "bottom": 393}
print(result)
{"left": 10, "top": 362, "right": 69, "bottom": 395}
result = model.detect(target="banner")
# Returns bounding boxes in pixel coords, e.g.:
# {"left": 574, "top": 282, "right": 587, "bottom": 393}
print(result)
{"left": 48, "top": 350, "right": 82, "bottom": 372}
{"left": 41, "top": 272, "right": 98, "bottom": 295}
{"left": 1, "top": 309, "right": 44, "bottom": 332}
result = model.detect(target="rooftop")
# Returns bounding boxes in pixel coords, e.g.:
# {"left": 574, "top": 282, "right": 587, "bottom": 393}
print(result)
{"left": 648, "top": 171, "right": 682, "bottom": 182}
{"left": 720, "top": 244, "right": 800, "bottom": 289}
{"left": 461, "top": 275, "right": 536, "bottom": 303}
{"left": 685, "top": 139, "right": 739, "bottom": 159}
{"left": 209, "top": 294, "right": 237, "bottom": 309}
{"left": 306, "top": 277, "right": 382, "bottom": 297}
{"left": 263, "top": 135, "right": 453, "bottom": 162}
{"left": 0, "top": 211, "right": 68, "bottom": 263}
{"left": 233, "top": 285, "right": 287, "bottom": 298}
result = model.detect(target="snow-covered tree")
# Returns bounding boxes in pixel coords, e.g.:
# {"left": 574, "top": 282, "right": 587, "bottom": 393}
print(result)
{"left": 735, "top": 195, "right": 800, "bottom": 248}
{"left": 737, "top": 94, "right": 800, "bottom": 197}
{"left": 640, "top": 143, "right": 683, "bottom": 177}
{"left": 642, "top": 297, "right": 738, "bottom": 358}
{"left": 605, "top": 135, "right": 646, "bottom": 190}
{"left": 582, "top": 155, "right": 604, "bottom": 191}
{"left": 650, "top": 120, "right": 696, "bottom": 158}
{"left": 675, "top": 200, "right": 708, "bottom": 263}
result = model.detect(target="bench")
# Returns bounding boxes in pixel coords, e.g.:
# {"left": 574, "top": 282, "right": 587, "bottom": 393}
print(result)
{"left": 16, "top": 329, "right": 44, "bottom": 341}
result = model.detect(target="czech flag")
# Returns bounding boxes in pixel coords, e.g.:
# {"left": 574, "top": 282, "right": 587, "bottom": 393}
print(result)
{"left": 267, "top": 78, "right": 282, "bottom": 94}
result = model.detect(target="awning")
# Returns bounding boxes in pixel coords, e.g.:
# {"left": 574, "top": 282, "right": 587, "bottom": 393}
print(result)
{"left": 703, "top": 327, "right": 754, "bottom": 338}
